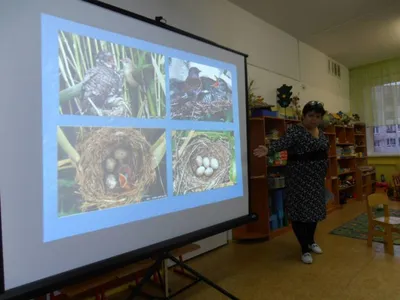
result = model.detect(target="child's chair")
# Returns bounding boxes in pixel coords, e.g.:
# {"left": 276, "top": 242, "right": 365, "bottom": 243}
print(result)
{"left": 366, "top": 193, "right": 400, "bottom": 255}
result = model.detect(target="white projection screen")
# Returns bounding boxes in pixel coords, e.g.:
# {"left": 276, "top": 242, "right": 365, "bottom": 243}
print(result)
{"left": 0, "top": 0, "right": 250, "bottom": 297}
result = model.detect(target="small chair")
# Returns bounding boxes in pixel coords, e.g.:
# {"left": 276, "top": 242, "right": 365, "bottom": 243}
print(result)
{"left": 366, "top": 193, "right": 400, "bottom": 255}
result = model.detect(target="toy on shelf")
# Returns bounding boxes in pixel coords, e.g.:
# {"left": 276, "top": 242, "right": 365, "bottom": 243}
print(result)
{"left": 352, "top": 114, "right": 361, "bottom": 122}
{"left": 267, "top": 129, "right": 280, "bottom": 140}
{"left": 289, "top": 94, "right": 301, "bottom": 120}
{"left": 337, "top": 146, "right": 355, "bottom": 157}
{"left": 339, "top": 175, "right": 355, "bottom": 190}
{"left": 355, "top": 152, "right": 365, "bottom": 158}
{"left": 276, "top": 84, "right": 293, "bottom": 118}
{"left": 335, "top": 111, "right": 356, "bottom": 125}
{"left": 338, "top": 167, "right": 352, "bottom": 174}
{"left": 268, "top": 172, "right": 285, "bottom": 190}
{"left": 267, "top": 151, "right": 287, "bottom": 166}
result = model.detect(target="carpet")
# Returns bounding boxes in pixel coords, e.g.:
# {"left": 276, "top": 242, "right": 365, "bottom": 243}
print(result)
{"left": 330, "top": 209, "right": 400, "bottom": 245}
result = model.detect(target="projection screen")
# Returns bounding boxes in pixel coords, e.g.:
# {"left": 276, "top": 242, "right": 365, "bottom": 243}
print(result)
{"left": 0, "top": 0, "right": 249, "bottom": 296}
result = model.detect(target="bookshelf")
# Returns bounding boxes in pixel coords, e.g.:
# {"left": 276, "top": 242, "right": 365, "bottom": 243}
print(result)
{"left": 356, "top": 166, "right": 376, "bottom": 201}
{"left": 354, "top": 123, "right": 376, "bottom": 201}
{"left": 324, "top": 125, "right": 339, "bottom": 212}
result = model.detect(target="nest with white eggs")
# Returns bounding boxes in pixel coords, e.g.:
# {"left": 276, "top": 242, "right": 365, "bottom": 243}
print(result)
{"left": 171, "top": 99, "right": 232, "bottom": 120}
{"left": 173, "top": 134, "right": 232, "bottom": 195}
{"left": 75, "top": 128, "right": 156, "bottom": 212}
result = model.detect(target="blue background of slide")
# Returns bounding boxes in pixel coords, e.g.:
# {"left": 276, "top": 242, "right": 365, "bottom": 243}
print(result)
{"left": 42, "top": 14, "right": 243, "bottom": 242}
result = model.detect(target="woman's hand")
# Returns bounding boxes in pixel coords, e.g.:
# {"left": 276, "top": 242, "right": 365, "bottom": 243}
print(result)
{"left": 253, "top": 145, "right": 268, "bottom": 158}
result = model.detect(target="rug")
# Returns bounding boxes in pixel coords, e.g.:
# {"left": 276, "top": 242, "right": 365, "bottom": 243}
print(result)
{"left": 330, "top": 209, "right": 400, "bottom": 245}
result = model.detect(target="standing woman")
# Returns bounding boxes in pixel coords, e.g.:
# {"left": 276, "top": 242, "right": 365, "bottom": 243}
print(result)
{"left": 253, "top": 101, "right": 329, "bottom": 264}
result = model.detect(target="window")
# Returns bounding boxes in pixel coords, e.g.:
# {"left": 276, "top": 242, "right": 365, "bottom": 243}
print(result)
{"left": 370, "top": 82, "right": 400, "bottom": 155}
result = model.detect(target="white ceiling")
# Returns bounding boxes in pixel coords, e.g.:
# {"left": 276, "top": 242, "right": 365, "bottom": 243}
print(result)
{"left": 228, "top": 0, "right": 400, "bottom": 69}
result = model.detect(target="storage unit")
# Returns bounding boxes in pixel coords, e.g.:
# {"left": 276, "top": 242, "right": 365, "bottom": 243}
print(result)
{"left": 233, "top": 117, "right": 346, "bottom": 241}
{"left": 233, "top": 119, "right": 370, "bottom": 241}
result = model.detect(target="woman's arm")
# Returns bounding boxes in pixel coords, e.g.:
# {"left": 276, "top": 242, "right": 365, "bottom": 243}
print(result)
{"left": 268, "top": 126, "right": 296, "bottom": 153}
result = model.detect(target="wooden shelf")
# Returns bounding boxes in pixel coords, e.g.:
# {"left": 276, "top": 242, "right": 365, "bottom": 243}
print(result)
{"left": 233, "top": 121, "right": 369, "bottom": 241}
{"left": 251, "top": 175, "right": 266, "bottom": 179}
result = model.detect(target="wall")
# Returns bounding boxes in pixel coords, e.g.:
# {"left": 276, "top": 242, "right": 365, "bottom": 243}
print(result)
{"left": 102, "top": 0, "right": 350, "bottom": 113}
{"left": 368, "top": 156, "right": 400, "bottom": 185}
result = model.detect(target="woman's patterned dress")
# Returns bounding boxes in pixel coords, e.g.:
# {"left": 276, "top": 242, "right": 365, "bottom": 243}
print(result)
{"left": 269, "top": 125, "right": 329, "bottom": 222}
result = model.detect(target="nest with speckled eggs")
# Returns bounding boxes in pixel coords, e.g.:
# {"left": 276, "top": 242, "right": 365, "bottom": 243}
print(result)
{"left": 173, "top": 134, "right": 233, "bottom": 195}
{"left": 75, "top": 128, "right": 156, "bottom": 212}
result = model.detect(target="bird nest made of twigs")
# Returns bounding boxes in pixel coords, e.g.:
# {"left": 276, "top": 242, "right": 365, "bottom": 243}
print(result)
{"left": 173, "top": 135, "right": 232, "bottom": 195}
{"left": 75, "top": 128, "right": 155, "bottom": 212}
{"left": 171, "top": 99, "right": 232, "bottom": 120}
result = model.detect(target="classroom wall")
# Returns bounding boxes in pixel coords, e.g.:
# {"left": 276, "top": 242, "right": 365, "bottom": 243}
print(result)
{"left": 102, "top": 0, "right": 350, "bottom": 113}
{"left": 368, "top": 157, "right": 400, "bottom": 184}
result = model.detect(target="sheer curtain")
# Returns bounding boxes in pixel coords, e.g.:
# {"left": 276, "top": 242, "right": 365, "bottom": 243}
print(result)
{"left": 350, "top": 58, "right": 400, "bottom": 155}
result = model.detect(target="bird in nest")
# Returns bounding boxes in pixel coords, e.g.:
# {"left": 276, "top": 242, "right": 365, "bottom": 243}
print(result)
{"left": 170, "top": 67, "right": 204, "bottom": 102}
{"left": 170, "top": 67, "right": 231, "bottom": 103}
{"left": 199, "top": 77, "right": 232, "bottom": 103}
{"left": 118, "top": 164, "right": 133, "bottom": 190}
{"left": 80, "top": 51, "right": 124, "bottom": 115}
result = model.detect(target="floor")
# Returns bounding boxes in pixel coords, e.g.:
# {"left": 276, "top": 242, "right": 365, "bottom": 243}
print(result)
{"left": 114, "top": 200, "right": 400, "bottom": 300}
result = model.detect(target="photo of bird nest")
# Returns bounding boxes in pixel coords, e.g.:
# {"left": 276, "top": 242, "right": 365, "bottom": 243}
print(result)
{"left": 172, "top": 130, "right": 236, "bottom": 196}
{"left": 58, "top": 31, "right": 166, "bottom": 118}
{"left": 57, "top": 126, "right": 167, "bottom": 216}
{"left": 169, "top": 58, "right": 234, "bottom": 122}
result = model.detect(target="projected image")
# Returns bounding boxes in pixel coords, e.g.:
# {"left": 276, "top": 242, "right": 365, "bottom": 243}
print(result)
{"left": 169, "top": 58, "right": 233, "bottom": 122}
{"left": 58, "top": 31, "right": 166, "bottom": 118}
{"left": 172, "top": 130, "right": 236, "bottom": 195}
{"left": 57, "top": 126, "right": 167, "bottom": 216}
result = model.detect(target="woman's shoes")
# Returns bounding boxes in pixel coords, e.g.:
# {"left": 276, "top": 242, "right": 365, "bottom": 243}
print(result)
{"left": 309, "top": 243, "right": 323, "bottom": 254}
{"left": 301, "top": 244, "right": 323, "bottom": 264}
{"left": 301, "top": 252, "right": 313, "bottom": 264}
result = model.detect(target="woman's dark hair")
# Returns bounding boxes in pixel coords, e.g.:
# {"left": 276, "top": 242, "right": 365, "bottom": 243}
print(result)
{"left": 302, "top": 101, "right": 326, "bottom": 116}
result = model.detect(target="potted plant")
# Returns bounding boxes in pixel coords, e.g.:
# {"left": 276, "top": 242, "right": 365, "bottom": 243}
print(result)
{"left": 248, "top": 80, "right": 276, "bottom": 117}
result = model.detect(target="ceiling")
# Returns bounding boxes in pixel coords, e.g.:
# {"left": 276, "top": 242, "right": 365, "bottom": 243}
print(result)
{"left": 228, "top": 0, "right": 400, "bottom": 69}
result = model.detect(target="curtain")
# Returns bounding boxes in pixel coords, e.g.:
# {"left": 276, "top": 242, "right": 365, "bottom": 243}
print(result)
{"left": 350, "top": 58, "right": 400, "bottom": 126}
{"left": 350, "top": 58, "right": 400, "bottom": 155}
